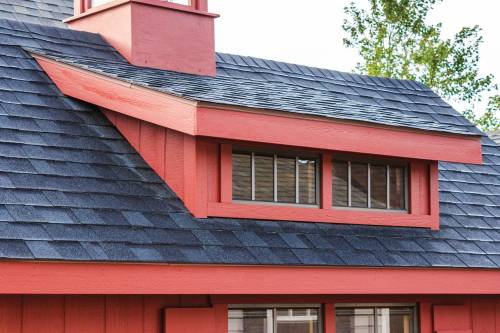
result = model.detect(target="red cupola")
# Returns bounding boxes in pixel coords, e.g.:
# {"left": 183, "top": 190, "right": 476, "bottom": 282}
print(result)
{"left": 67, "top": 0, "right": 218, "bottom": 76}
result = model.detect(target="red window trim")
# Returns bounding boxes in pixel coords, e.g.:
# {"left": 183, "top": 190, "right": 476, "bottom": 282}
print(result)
{"left": 210, "top": 143, "right": 440, "bottom": 229}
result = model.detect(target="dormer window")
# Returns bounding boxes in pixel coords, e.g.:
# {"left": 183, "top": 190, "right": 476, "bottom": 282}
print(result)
{"left": 332, "top": 159, "right": 407, "bottom": 211}
{"left": 232, "top": 150, "right": 318, "bottom": 205}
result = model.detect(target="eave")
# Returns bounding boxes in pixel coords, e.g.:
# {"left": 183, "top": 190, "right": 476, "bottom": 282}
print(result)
{"left": 33, "top": 54, "right": 483, "bottom": 164}
{"left": 1, "top": 261, "right": 499, "bottom": 295}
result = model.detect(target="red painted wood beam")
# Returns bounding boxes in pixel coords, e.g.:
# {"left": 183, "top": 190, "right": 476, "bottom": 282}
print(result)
{"left": 0, "top": 261, "right": 499, "bottom": 295}
{"left": 197, "top": 107, "right": 483, "bottom": 164}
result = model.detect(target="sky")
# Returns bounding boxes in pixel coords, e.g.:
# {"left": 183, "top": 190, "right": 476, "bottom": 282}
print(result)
{"left": 208, "top": 0, "right": 499, "bottom": 115}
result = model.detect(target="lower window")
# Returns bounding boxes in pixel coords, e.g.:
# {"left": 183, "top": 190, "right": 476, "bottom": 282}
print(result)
{"left": 336, "top": 306, "right": 415, "bottom": 333}
{"left": 229, "top": 307, "right": 320, "bottom": 333}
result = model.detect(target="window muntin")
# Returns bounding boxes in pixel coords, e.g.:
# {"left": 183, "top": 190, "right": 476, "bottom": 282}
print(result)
{"left": 232, "top": 151, "right": 318, "bottom": 205}
{"left": 336, "top": 306, "right": 414, "bottom": 333}
{"left": 332, "top": 160, "right": 407, "bottom": 211}
{"left": 229, "top": 307, "right": 320, "bottom": 333}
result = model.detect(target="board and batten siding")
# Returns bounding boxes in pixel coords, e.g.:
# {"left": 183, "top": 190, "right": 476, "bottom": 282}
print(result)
{"left": 0, "top": 295, "right": 499, "bottom": 333}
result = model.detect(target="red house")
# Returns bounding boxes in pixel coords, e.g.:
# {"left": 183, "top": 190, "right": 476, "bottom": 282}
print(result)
{"left": 0, "top": 1, "right": 499, "bottom": 332}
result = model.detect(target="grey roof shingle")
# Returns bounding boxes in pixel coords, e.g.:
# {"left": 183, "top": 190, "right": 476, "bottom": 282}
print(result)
{"left": 488, "top": 130, "right": 500, "bottom": 144}
{"left": 0, "top": 0, "right": 72, "bottom": 27}
{"left": 0, "top": 6, "right": 498, "bottom": 268}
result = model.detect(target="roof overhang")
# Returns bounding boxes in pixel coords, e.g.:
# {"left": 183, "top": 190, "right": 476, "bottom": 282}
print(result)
{"left": 1, "top": 261, "right": 499, "bottom": 294}
{"left": 33, "top": 54, "right": 483, "bottom": 164}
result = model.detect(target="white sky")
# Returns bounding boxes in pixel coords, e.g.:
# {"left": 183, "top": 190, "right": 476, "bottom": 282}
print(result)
{"left": 209, "top": 0, "right": 499, "bottom": 114}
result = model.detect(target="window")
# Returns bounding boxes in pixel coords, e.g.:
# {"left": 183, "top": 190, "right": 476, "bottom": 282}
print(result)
{"left": 336, "top": 306, "right": 415, "bottom": 333}
{"left": 332, "top": 160, "right": 407, "bottom": 210}
{"left": 232, "top": 151, "right": 318, "bottom": 205}
{"left": 229, "top": 307, "right": 320, "bottom": 333}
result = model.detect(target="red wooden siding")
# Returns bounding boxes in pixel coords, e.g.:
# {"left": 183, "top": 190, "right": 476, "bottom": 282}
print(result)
{"left": 0, "top": 295, "right": 499, "bottom": 333}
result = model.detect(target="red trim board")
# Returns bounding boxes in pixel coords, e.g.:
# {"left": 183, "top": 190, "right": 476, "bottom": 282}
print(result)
{"left": 0, "top": 261, "right": 499, "bottom": 295}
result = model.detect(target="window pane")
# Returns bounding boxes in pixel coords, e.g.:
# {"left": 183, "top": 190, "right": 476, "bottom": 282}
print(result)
{"left": 255, "top": 155, "right": 274, "bottom": 202}
{"left": 229, "top": 309, "right": 270, "bottom": 333}
{"left": 232, "top": 153, "right": 252, "bottom": 201}
{"left": 276, "top": 308, "right": 319, "bottom": 333}
{"left": 277, "top": 157, "right": 296, "bottom": 203}
{"left": 336, "top": 308, "right": 375, "bottom": 333}
{"left": 370, "top": 165, "right": 387, "bottom": 209}
{"left": 332, "top": 161, "right": 349, "bottom": 207}
{"left": 351, "top": 163, "right": 368, "bottom": 208}
{"left": 390, "top": 166, "right": 405, "bottom": 210}
{"left": 377, "top": 308, "right": 413, "bottom": 333}
{"left": 298, "top": 159, "right": 316, "bottom": 204}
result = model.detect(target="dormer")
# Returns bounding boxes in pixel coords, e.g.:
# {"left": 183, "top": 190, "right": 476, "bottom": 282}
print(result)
{"left": 33, "top": 1, "right": 484, "bottom": 231}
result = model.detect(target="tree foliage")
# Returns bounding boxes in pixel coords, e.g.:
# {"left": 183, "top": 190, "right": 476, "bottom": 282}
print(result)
{"left": 342, "top": 0, "right": 499, "bottom": 131}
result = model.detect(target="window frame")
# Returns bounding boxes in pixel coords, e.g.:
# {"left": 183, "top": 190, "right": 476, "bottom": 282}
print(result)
{"left": 213, "top": 143, "right": 440, "bottom": 229}
{"left": 334, "top": 303, "right": 418, "bottom": 333}
{"left": 228, "top": 304, "right": 323, "bottom": 333}
{"left": 232, "top": 148, "right": 321, "bottom": 207}
{"left": 331, "top": 157, "right": 409, "bottom": 212}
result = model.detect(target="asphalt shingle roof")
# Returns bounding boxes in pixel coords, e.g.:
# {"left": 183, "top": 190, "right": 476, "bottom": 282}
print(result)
{"left": 0, "top": 6, "right": 498, "bottom": 268}
{"left": 0, "top": 0, "right": 72, "bottom": 27}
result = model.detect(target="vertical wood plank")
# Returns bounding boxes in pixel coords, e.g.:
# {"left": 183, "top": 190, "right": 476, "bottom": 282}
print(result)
{"left": 165, "top": 129, "right": 185, "bottom": 198}
{"left": 419, "top": 302, "right": 433, "bottom": 333}
{"left": 115, "top": 113, "right": 141, "bottom": 151}
{"left": 183, "top": 134, "right": 197, "bottom": 215}
{"left": 215, "top": 304, "right": 228, "bottom": 333}
{"left": 321, "top": 152, "right": 333, "bottom": 210}
{"left": 429, "top": 162, "right": 440, "bottom": 230}
{"left": 22, "top": 295, "right": 65, "bottom": 333}
{"left": 139, "top": 121, "right": 166, "bottom": 178}
{"left": 196, "top": 140, "right": 209, "bottom": 217}
{"left": 472, "top": 299, "right": 496, "bottom": 333}
{"left": 495, "top": 300, "right": 500, "bottom": 333}
{"left": 106, "top": 295, "right": 144, "bottom": 333}
{"left": 220, "top": 143, "right": 232, "bottom": 203}
{"left": 324, "top": 303, "right": 335, "bottom": 333}
{"left": 0, "top": 295, "right": 22, "bottom": 333}
{"left": 206, "top": 143, "right": 220, "bottom": 203}
{"left": 65, "top": 295, "right": 105, "bottom": 333}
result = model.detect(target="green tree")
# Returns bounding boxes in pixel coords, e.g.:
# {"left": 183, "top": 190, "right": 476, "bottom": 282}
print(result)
{"left": 342, "top": 0, "right": 499, "bottom": 131}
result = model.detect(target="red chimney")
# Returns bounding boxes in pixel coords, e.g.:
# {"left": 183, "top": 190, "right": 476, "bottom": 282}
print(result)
{"left": 67, "top": 0, "right": 218, "bottom": 76}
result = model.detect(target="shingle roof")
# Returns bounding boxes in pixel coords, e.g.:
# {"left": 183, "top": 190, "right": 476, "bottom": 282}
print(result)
{"left": 0, "top": 0, "right": 72, "bottom": 27}
{"left": 0, "top": 13, "right": 499, "bottom": 268}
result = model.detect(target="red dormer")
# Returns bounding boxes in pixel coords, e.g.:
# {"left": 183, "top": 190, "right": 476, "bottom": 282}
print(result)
{"left": 34, "top": 0, "right": 483, "bottom": 231}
